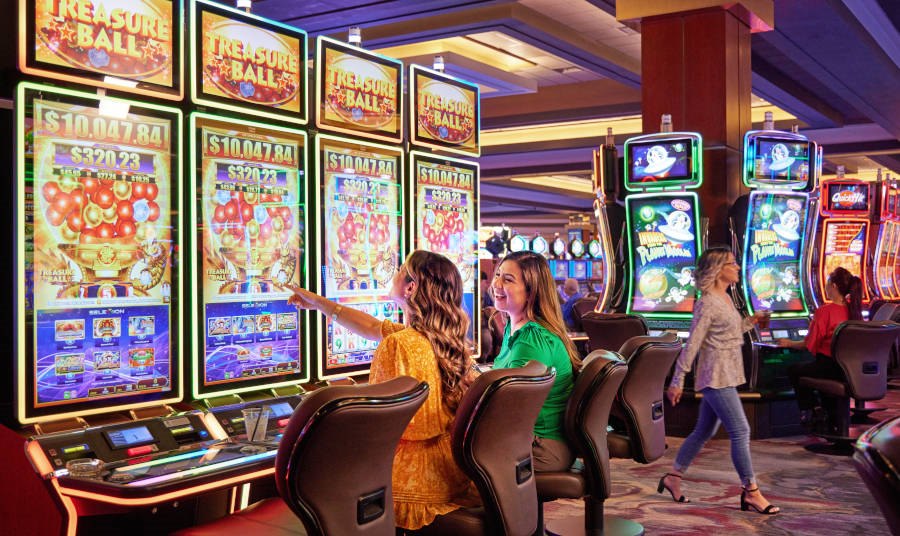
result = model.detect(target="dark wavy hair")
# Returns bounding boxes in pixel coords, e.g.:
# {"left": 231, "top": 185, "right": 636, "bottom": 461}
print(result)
{"left": 828, "top": 266, "right": 863, "bottom": 321}
{"left": 498, "top": 251, "right": 582, "bottom": 370}
{"left": 402, "top": 250, "right": 472, "bottom": 413}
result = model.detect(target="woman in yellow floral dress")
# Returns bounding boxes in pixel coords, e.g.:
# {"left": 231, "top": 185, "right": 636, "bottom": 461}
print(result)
{"left": 286, "top": 250, "right": 479, "bottom": 530}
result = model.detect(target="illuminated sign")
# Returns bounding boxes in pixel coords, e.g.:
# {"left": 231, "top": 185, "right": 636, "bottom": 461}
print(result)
{"left": 623, "top": 133, "right": 702, "bottom": 191}
{"left": 410, "top": 65, "right": 479, "bottom": 156}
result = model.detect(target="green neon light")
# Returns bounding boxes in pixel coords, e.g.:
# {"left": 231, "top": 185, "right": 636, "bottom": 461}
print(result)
{"left": 623, "top": 132, "right": 703, "bottom": 192}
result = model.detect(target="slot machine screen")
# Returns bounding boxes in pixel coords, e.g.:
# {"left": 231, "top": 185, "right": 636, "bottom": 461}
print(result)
{"left": 191, "top": 114, "right": 308, "bottom": 398}
{"left": 748, "top": 136, "right": 811, "bottom": 187}
{"left": 626, "top": 194, "right": 700, "bottom": 317}
{"left": 316, "top": 36, "right": 403, "bottom": 143}
{"left": 192, "top": 0, "right": 307, "bottom": 124}
{"left": 20, "top": 0, "right": 183, "bottom": 100}
{"left": 820, "top": 220, "right": 869, "bottom": 303}
{"left": 625, "top": 136, "right": 697, "bottom": 189}
{"left": 742, "top": 191, "right": 809, "bottom": 315}
{"left": 552, "top": 260, "right": 569, "bottom": 280}
{"left": 570, "top": 260, "right": 588, "bottom": 280}
{"left": 410, "top": 65, "right": 479, "bottom": 156}
{"left": 317, "top": 135, "right": 403, "bottom": 379}
{"left": 17, "top": 83, "right": 182, "bottom": 424}
{"left": 822, "top": 182, "right": 869, "bottom": 216}
{"left": 411, "top": 152, "right": 478, "bottom": 341}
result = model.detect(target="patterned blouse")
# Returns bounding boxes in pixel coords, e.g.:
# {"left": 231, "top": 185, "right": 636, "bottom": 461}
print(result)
{"left": 669, "top": 293, "right": 753, "bottom": 391}
{"left": 369, "top": 320, "right": 479, "bottom": 530}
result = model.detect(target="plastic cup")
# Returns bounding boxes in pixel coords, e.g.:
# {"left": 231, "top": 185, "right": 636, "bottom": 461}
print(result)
{"left": 758, "top": 309, "right": 771, "bottom": 329}
{"left": 242, "top": 407, "right": 270, "bottom": 442}
{"left": 66, "top": 458, "right": 103, "bottom": 479}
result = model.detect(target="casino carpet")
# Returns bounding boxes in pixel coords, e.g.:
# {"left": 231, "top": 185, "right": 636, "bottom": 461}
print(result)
{"left": 542, "top": 433, "right": 893, "bottom": 535}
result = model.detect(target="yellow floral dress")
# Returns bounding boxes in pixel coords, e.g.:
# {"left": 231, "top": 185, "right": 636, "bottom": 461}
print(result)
{"left": 369, "top": 320, "right": 480, "bottom": 530}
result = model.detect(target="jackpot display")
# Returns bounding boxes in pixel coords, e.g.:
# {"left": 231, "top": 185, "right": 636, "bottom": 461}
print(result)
{"left": 411, "top": 152, "right": 478, "bottom": 336}
{"left": 17, "top": 83, "right": 182, "bottom": 423}
{"left": 317, "top": 135, "right": 403, "bottom": 378}
{"left": 316, "top": 36, "right": 403, "bottom": 143}
{"left": 191, "top": 0, "right": 307, "bottom": 124}
{"left": 20, "top": 0, "right": 183, "bottom": 99}
{"left": 409, "top": 65, "right": 479, "bottom": 156}
{"left": 741, "top": 192, "right": 809, "bottom": 315}
{"left": 191, "top": 114, "right": 307, "bottom": 398}
{"left": 625, "top": 193, "right": 701, "bottom": 316}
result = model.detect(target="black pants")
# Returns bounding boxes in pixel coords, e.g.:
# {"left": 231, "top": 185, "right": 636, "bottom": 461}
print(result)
{"left": 788, "top": 353, "right": 846, "bottom": 411}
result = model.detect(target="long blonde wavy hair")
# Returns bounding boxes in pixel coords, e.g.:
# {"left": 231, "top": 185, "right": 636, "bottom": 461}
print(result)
{"left": 499, "top": 251, "right": 582, "bottom": 370}
{"left": 402, "top": 250, "right": 472, "bottom": 413}
{"left": 694, "top": 246, "right": 734, "bottom": 294}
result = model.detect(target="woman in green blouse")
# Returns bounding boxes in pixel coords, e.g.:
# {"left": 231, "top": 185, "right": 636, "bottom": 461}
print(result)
{"left": 490, "top": 251, "right": 582, "bottom": 471}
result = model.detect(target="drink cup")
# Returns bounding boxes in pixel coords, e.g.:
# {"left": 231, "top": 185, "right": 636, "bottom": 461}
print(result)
{"left": 242, "top": 407, "right": 270, "bottom": 442}
{"left": 757, "top": 309, "right": 771, "bottom": 329}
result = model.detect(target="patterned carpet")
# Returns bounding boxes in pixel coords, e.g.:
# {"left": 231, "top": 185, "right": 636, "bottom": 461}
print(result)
{"left": 543, "top": 423, "right": 896, "bottom": 535}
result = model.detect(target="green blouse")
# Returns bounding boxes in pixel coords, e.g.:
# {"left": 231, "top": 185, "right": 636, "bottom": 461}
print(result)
{"left": 492, "top": 321, "right": 574, "bottom": 441}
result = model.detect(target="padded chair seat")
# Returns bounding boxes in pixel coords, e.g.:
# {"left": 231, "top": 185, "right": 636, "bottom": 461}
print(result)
{"left": 799, "top": 377, "right": 848, "bottom": 398}
{"left": 607, "top": 432, "right": 634, "bottom": 459}
{"left": 535, "top": 469, "right": 585, "bottom": 500}
{"left": 172, "top": 497, "right": 305, "bottom": 536}
{"left": 416, "top": 507, "right": 489, "bottom": 535}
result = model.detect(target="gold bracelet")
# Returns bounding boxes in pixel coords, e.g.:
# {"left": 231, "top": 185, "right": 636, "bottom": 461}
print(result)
{"left": 331, "top": 304, "right": 344, "bottom": 323}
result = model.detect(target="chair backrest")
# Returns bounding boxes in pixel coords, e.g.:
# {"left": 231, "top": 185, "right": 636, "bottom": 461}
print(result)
{"left": 852, "top": 416, "right": 900, "bottom": 535}
{"left": 563, "top": 350, "right": 628, "bottom": 502}
{"left": 612, "top": 333, "right": 682, "bottom": 463}
{"left": 452, "top": 361, "right": 555, "bottom": 536}
{"left": 831, "top": 321, "right": 900, "bottom": 400}
{"left": 581, "top": 313, "right": 648, "bottom": 352}
{"left": 871, "top": 302, "right": 898, "bottom": 322}
{"left": 573, "top": 296, "right": 599, "bottom": 320}
{"left": 275, "top": 377, "right": 429, "bottom": 536}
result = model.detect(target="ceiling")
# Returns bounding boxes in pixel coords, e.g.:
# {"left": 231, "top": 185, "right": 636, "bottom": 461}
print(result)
{"left": 229, "top": 0, "right": 900, "bottom": 233}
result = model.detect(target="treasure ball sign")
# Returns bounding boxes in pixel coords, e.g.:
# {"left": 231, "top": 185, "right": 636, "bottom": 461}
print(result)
{"left": 411, "top": 66, "right": 479, "bottom": 156}
{"left": 28, "top": 0, "right": 178, "bottom": 92}
{"left": 24, "top": 86, "right": 178, "bottom": 407}
{"left": 194, "top": 115, "right": 306, "bottom": 391}
{"left": 195, "top": 0, "right": 306, "bottom": 122}
{"left": 742, "top": 192, "right": 809, "bottom": 314}
{"left": 318, "top": 136, "right": 402, "bottom": 375}
{"left": 626, "top": 195, "right": 699, "bottom": 315}
{"left": 316, "top": 36, "right": 403, "bottom": 143}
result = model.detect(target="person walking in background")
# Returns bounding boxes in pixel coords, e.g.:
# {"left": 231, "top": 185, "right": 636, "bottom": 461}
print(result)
{"left": 660, "top": 247, "right": 780, "bottom": 515}
{"left": 778, "top": 266, "right": 863, "bottom": 429}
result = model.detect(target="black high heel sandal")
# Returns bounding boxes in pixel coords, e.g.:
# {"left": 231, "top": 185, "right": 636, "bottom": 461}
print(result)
{"left": 740, "top": 486, "right": 780, "bottom": 515}
{"left": 657, "top": 473, "right": 689, "bottom": 503}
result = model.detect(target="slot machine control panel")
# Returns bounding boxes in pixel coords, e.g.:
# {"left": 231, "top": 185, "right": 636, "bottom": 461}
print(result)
{"left": 755, "top": 317, "right": 810, "bottom": 344}
{"left": 209, "top": 394, "right": 304, "bottom": 440}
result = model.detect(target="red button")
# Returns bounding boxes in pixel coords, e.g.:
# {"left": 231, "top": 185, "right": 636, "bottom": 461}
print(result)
{"left": 277, "top": 418, "right": 290, "bottom": 428}
{"left": 127, "top": 445, "right": 155, "bottom": 457}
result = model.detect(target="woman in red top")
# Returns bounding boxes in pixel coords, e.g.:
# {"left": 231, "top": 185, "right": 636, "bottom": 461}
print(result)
{"left": 777, "top": 267, "right": 863, "bottom": 427}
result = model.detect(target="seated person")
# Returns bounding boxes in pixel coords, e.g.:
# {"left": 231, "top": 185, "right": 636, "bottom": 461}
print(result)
{"left": 560, "top": 278, "right": 585, "bottom": 331}
{"left": 777, "top": 267, "right": 863, "bottom": 428}
{"left": 286, "top": 251, "right": 479, "bottom": 530}
{"left": 490, "top": 251, "right": 582, "bottom": 472}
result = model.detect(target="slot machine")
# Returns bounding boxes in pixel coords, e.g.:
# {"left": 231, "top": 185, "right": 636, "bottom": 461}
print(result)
{"left": 874, "top": 181, "right": 900, "bottom": 301}
{"left": 588, "top": 132, "right": 618, "bottom": 312}
{"left": 408, "top": 62, "right": 481, "bottom": 347}
{"left": 623, "top": 130, "right": 704, "bottom": 340}
{"left": 314, "top": 35, "right": 406, "bottom": 382}
{"left": 740, "top": 129, "right": 817, "bottom": 394}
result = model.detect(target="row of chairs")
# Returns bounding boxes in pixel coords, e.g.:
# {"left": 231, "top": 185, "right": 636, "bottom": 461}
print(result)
{"left": 176, "top": 333, "right": 683, "bottom": 536}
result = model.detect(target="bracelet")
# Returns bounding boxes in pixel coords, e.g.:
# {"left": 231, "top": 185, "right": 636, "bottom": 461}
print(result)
{"left": 331, "top": 304, "right": 344, "bottom": 323}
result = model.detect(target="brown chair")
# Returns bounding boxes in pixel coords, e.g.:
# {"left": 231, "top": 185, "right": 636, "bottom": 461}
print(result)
{"left": 799, "top": 320, "right": 900, "bottom": 455}
{"left": 851, "top": 416, "right": 900, "bottom": 535}
{"left": 608, "top": 334, "right": 682, "bottom": 464}
{"left": 573, "top": 296, "right": 599, "bottom": 319}
{"left": 417, "top": 361, "right": 556, "bottom": 536}
{"left": 581, "top": 313, "right": 648, "bottom": 353}
{"left": 172, "top": 377, "right": 429, "bottom": 536}
{"left": 534, "top": 351, "right": 637, "bottom": 536}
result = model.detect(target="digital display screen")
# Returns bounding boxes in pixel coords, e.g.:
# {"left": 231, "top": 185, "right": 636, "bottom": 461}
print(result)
{"left": 626, "top": 194, "right": 699, "bottom": 315}
{"left": 628, "top": 138, "right": 692, "bottom": 183}
{"left": 773, "top": 329, "right": 789, "bottom": 339}
{"left": 411, "top": 65, "right": 479, "bottom": 156}
{"left": 23, "top": 0, "right": 182, "bottom": 98}
{"left": 824, "top": 183, "right": 869, "bottom": 214}
{"left": 316, "top": 36, "right": 403, "bottom": 143}
{"left": 20, "top": 84, "right": 179, "bottom": 420}
{"left": 318, "top": 136, "right": 402, "bottom": 378}
{"left": 752, "top": 138, "right": 811, "bottom": 185}
{"left": 267, "top": 401, "right": 292, "bottom": 418}
{"left": 193, "top": 0, "right": 306, "bottom": 123}
{"left": 820, "top": 220, "right": 869, "bottom": 303}
{"left": 877, "top": 223, "right": 894, "bottom": 299}
{"left": 570, "top": 260, "right": 588, "bottom": 280}
{"left": 193, "top": 115, "right": 307, "bottom": 395}
{"left": 550, "top": 260, "right": 569, "bottom": 280}
{"left": 412, "top": 152, "right": 478, "bottom": 343}
{"left": 742, "top": 192, "right": 809, "bottom": 314}
{"left": 106, "top": 425, "right": 154, "bottom": 449}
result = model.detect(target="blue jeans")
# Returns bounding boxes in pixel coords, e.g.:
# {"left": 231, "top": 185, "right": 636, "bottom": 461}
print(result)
{"left": 673, "top": 386, "right": 755, "bottom": 487}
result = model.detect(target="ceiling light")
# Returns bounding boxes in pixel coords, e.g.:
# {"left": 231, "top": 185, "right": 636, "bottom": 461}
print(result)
{"left": 348, "top": 26, "right": 361, "bottom": 46}
{"left": 433, "top": 55, "right": 445, "bottom": 72}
